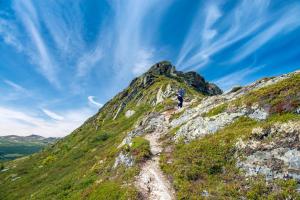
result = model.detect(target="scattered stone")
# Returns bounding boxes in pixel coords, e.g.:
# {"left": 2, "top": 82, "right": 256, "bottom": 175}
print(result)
{"left": 1, "top": 168, "right": 9, "bottom": 172}
{"left": 125, "top": 110, "right": 135, "bottom": 118}
{"left": 11, "top": 177, "right": 21, "bottom": 181}
{"left": 201, "top": 190, "right": 209, "bottom": 197}
{"left": 113, "top": 152, "right": 134, "bottom": 168}
{"left": 248, "top": 108, "right": 268, "bottom": 120}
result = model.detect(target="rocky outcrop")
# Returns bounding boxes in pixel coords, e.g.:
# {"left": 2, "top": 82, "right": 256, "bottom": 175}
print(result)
{"left": 146, "top": 61, "right": 223, "bottom": 95}
{"left": 173, "top": 105, "right": 268, "bottom": 142}
{"left": 118, "top": 113, "right": 168, "bottom": 148}
{"left": 113, "top": 152, "right": 134, "bottom": 168}
{"left": 236, "top": 122, "right": 300, "bottom": 184}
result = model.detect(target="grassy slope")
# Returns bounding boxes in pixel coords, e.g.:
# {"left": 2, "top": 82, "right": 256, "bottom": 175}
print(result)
{"left": 0, "top": 76, "right": 202, "bottom": 200}
{"left": 160, "top": 73, "right": 300, "bottom": 199}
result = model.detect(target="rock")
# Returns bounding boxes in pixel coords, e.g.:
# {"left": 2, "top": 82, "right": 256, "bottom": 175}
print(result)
{"left": 147, "top": 61, "right": 174, "bottom": 76}
{"left": 125, "top": 110, "right": 135, "bottom": 118}
{"left": 175, "top": 110, "right": 246, "bottom": 141}
{"left": 201, "top": 190, "right": 209, "bottom": 197}
{"left": 207, "top": 83, "right": 223, "bottom": 95}
{"left": 113, "top": 152, "right": 134, "bottom": 168}
{"left": 145, "top": 61, "right": 223, "bottom": 95}
{"left": 156, "top": 87, "right": 164, "bottom": 104}
{"left": 1, "top": 168, "right": 9, "bottom": 172}
{"left": 236, "top": 121, "right": 300, "bottom": 183}
{"left": 230, "top": 86, "right": 243, "bottom": 93}
{"left": 119, "top": 113, "right": 168, "bottom": 148}
{"left": 296, "top": 107, "right": 300, "bottom": 114}
{"left": 248, "top": 108, "right": 268, "bottom": 120}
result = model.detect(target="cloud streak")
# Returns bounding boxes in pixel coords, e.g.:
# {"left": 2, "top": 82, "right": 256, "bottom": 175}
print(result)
{"left": 176, "top": 0, "right": 300, "bottom": 70}
{"left": 88, "top": 96, "right": 103, "bottom": 108}
{"left": 42, "top": 109, "right": 64, "bottom": 121}
{"left": 13, "top": 1, "right": 59, "bottom": 87}
{"left": 214, "top": 66, "right": 262, "bottom": 91}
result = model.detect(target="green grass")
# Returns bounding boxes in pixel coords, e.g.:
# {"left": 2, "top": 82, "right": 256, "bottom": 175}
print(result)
{"left": 130, "top": 137, "right": 151, "bottom": 163}
{"left": 169, "top": 109, "right": 185, "bottom": 122}
{"left": 202, "top": 103, "right": 228, "bottom": 117}
{"left": 234, "top": 73, "right": 300, "bottom": 113}
{"left": 160, "top": 113, "right": 300, "bottom": 199}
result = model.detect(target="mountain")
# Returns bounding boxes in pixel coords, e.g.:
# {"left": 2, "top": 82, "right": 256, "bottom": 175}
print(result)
{"left": 0, "top": 61, "right": 300, "bottom": 199}
{"left": 0, "top": 135, "right": 58, "bottom": 161}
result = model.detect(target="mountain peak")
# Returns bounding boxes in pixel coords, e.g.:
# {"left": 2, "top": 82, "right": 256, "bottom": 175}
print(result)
{"left": 143, "top": 61, "right": 222, "bottom": 95}
{"left": 146, "top": 61, "right": 175, "bottom": 76}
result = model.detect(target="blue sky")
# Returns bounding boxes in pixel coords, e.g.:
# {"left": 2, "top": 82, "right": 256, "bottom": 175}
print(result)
{"left": 0, "top": 0, "right": 300, "bottom": 137}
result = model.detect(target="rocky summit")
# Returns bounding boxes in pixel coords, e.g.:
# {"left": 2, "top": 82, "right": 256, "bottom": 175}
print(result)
{"left": 141, "top": 61, "right": 222, "bottom": 95}
{"left": 0, "top": 62, "right": 300, "bottom": 200}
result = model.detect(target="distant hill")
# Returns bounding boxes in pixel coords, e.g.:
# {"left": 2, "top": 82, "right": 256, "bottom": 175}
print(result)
{"left": 0, "top": 135, "right": 58, "bottom": 161}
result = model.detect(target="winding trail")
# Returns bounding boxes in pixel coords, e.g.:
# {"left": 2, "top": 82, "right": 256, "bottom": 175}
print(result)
{"left": 136, "top": 111, "right": 176, "bottom": 200}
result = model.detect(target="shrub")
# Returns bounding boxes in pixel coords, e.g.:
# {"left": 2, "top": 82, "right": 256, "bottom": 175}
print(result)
{"left": 230, "top": 86, "right": 243, "bottom": 93}
{"left": 131, "top": 137, "right": 151, "bottom": 162}
{"left": 42, "top": 155, "right": 56, "bottom": 166}
{"left": 95, "top": 133, "right": 110, "bottom": 142}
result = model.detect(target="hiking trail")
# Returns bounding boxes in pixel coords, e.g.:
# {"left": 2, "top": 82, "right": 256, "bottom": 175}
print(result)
{"left": 136, "top": 111, "right": 176, "bottom": 200}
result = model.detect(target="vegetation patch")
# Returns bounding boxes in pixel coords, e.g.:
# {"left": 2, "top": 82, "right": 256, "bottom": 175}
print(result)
{"left": 234, "top": 73, "right": 300, "bottom": 113}
{"left": 160, "top": 113, "right": 300, "bottom": 199}
{"left": 130, "top": 137, "right": 151, "bottom": 163}
{"left": 230, "top": 86, "right": 243, "bottom": 93}
{"left": 169, "top": 109, "right": 185, "bottom": 122}
{"left": 202, "top": 103, "right": 228, "bottom": 117}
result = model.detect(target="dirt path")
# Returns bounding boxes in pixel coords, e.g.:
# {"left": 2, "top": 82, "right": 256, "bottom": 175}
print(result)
{"left": 136, "top": 114, "right": 175, "bottom": 200}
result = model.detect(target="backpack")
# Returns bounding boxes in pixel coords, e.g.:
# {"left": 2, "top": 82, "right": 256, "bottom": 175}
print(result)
{"left": 178, "top": 88, "right": 185, "bottom": 97}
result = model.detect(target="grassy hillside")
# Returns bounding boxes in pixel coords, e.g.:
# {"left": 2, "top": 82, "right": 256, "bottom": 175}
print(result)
{"left": 0, "top": 70, "right": 203, "bottom": 199}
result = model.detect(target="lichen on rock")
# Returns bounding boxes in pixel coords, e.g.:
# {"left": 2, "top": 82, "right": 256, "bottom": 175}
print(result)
{"left": 236, "top": 121, "right": 300, "bottom": 184}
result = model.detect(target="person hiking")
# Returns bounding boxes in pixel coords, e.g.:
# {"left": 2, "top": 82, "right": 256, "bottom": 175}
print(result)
{"left": 177, "top": 88, "right": 185, "bottom": 108}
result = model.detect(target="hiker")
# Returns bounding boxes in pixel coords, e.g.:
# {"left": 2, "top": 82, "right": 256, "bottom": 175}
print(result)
{"left": 177, "top": 88, "right": 185, "bottom": 108}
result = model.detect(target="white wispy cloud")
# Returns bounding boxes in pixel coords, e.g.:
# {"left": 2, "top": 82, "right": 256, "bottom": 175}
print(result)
{"left": 132, "top": 49, "right": 155, "bottom": 75}
{"left": 76, "top": 47, "right": 103, "bottom": 77}
{"left": 4, "top": 79, "right": 26, "bottom": 92}
{"left": 88, "top": 96, "right": 103, "bottom": 108}
{"left": 106, "top": 0, "right": 171, "bottom": 77}
{"left": 37, "top": 1, "right": 84, "bottom": 58}
{"left": 13, "top": 1, "right": 59, "bottom": 87}
{"left": 2, "top": 79, "right": 32, "bottom": 101}
{"left": 0, "top": 18, "right": 23, "bottom": 51}
{"left": 176, "top": 0, "right": 300, "bottom": 70}
{"left": 214, "top": 66, "right": 262, "bottom": 91}
{"left": 42, "top": 109, "right": 64, "bottom": 121}
{"left": 202, "top": 4, "right": 222, "bottom": 44}
{"left": 176, "top": 2, "right": 223, "bottom": 69}
{"left": 0, "top": 106, "right": 96, "bottom": 137}
{"left": 231, "top": 5, "right": 300, "bottom": 63}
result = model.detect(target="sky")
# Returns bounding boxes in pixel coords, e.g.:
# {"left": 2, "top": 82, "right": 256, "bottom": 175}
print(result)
{"left": 0, "top": 0, "right": 300, "bottom": 137}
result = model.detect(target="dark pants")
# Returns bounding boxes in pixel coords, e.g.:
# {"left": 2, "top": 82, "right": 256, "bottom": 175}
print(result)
{"left": 177, "top": 96, "right": 183, "bottom": 108}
